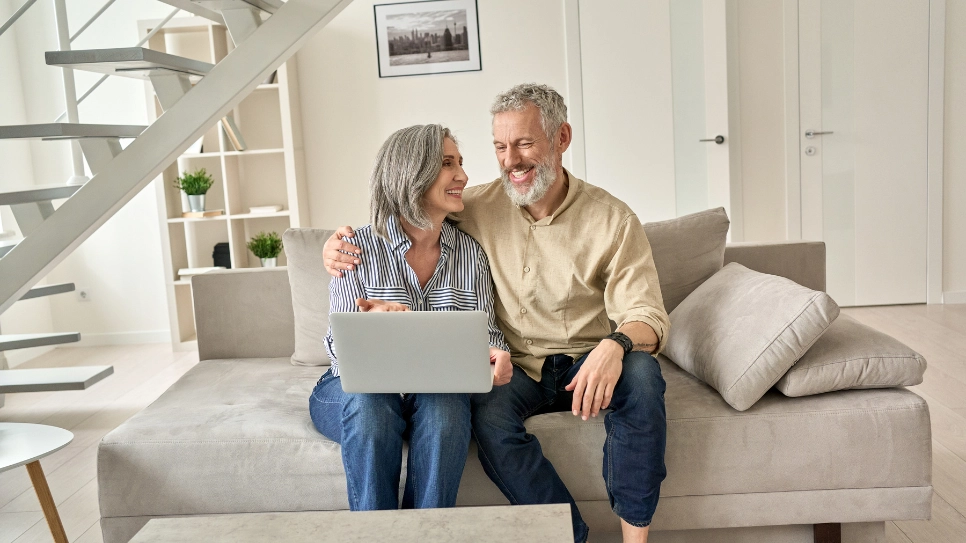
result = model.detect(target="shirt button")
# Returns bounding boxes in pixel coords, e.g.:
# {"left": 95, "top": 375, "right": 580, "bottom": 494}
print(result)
{"left": 526, "top": 339, "right": 533, "bottom": 345}
{"left": 523, "top": 266, "right": 530, "bottom": 273}
{"left": 530, "top": 225, "right": 536, "bottom": 231}
{"left": 520, "top": 308, "right": 527, "bottom": 314}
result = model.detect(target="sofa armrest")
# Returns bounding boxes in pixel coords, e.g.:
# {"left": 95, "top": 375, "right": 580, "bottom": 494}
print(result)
{"left": 724, "top": 241, "right": 826, "bottom": 292}
{"left": 191, "top": 268, "right": 295, "bottom": 361}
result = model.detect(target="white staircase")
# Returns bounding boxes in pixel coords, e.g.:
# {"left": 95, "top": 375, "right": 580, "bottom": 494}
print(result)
{"left": 0, "top": 0, "right": 354, "bottom": 397}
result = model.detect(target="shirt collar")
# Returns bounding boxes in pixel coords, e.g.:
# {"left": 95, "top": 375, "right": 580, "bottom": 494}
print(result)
{"left": 384, "top": 215, "right": 456, "bottom": 253}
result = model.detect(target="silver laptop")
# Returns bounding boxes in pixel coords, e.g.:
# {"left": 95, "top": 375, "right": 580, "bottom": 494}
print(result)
{"left": 330, "top": 311, "right": 493, "bottom": 393}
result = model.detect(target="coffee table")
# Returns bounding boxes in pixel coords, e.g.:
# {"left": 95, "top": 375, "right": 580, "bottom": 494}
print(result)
{"left": 0, "top": 423, "right": 73, "bottom": 543}
{"left": 129, "top": 504, "right": 573, "bottom": 542}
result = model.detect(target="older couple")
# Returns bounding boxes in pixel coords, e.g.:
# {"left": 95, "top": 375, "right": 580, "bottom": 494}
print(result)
{"left": 309, "top": 84, "right": 669, "bottom": 543}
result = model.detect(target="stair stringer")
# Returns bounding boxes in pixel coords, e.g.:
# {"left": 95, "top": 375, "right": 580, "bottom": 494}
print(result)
{"left": 0, "top": 0, "right": 354, "bottom": 315}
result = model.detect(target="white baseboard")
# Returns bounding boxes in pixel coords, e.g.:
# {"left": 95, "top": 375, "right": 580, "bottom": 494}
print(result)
{"left": 65, "top": 329, "right": 171, "bottom": 347}
{"left": 944, "top": 290, "right": 966, "bottom": 304}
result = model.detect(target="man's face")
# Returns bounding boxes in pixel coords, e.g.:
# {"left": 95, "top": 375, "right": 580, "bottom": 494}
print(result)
{"left": 492, "top": 105, "right": 558, "bottom": 207}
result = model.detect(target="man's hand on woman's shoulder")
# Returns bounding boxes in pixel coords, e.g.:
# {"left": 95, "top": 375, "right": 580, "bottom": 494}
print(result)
{"left": 324, "top": 226, "right": 362, "bottom": 278}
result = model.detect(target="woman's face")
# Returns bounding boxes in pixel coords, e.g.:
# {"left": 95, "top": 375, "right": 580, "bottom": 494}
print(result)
{"left": 422, "top": 137, "right": 468, "bottom": 220}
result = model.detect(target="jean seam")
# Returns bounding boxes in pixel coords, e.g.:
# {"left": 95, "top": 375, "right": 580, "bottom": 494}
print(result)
{"left": 472, "top": 426, "right": 525, "bottom": 505}
{"left": 409, "top": 399, "right": 419, "bottom": 508}
{"left": 605, "top": 410, "right": 617, "bottom": 509}
{"left": 340, "top": 403, "right": 360, "bottom": 510}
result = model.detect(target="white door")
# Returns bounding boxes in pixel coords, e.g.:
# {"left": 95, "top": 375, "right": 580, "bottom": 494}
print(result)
{"left": 669, "top": 0, "right": 742, "bottom": 235}
{"left": 798, "top": 0, "right": 930, "bottom": 306}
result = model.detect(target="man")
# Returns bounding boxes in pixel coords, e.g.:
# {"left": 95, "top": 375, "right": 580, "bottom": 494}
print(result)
{"left": 323, "top": 84, "right": 668, "bottom": 543}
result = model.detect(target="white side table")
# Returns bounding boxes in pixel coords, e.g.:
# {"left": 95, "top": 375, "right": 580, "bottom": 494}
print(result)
{"left": 0, "top": 423, "right": 73, "bottom": 543}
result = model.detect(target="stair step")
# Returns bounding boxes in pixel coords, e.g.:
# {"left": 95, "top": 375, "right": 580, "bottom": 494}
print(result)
{"left": 46, "top": 48, "right": 214, "bottom": 80}
{"left": 197, "top": 0, "right": 282, "bottom": 14}
{"left": 20, "top": 283, "right": 75, "bottom": 301}
{"left": 0, "top": 184, "right": 80, "bottom": 206}
{"left": 156, "top": 0, "right": 281, "bottom": 23}
{"left": 0, "top": 332, "right": 81, "bottom": 351}
{"left": 0, "top": 123, "right": 146, "bottom": 141}
{"left": 0, "top": 240, "right": 16, "bottom": 259}
{"left": 0, "top": 365, "right": 113, "bottom": 393}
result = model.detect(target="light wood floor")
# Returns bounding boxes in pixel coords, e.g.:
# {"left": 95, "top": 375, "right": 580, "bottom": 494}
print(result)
{"left": 0, "top": 304, "right": 964, "bottom": 542}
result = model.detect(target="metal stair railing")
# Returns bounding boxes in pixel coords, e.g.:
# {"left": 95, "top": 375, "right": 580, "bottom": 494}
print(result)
{"left": 0, "top": 0, "right": 354, "bottom": 315}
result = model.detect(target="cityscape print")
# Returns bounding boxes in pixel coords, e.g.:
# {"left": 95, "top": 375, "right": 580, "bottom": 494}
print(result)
{"left": 385, "top": 10, "right": 470, "bottom": 66}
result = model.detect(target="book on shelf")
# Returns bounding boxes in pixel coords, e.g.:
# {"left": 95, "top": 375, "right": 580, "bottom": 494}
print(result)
{"left": 221, "top": 115, "right": 247, "bottom": 151}
{"left": 181, "top": 209, "right": 225, "bottom": 218}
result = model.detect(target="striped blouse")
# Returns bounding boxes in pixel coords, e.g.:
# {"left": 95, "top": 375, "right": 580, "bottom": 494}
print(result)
{"left": 324, "top": 217, "right": 509, "bottom": 376}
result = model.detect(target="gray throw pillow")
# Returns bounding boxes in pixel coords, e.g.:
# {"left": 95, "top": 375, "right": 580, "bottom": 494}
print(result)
{"left": 776, "top": 314, "right": 926, "bottom": 397}
{"left": 644, "top": 207, "right": 730, "bottom": 313}
{"left": 282, "top": 228, "right": 334, "bottom": 366}
{"left": 664, "top": 262, "right": 840, "bottom": 411}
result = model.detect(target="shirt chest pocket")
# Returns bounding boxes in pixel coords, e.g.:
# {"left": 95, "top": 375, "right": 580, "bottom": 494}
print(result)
{"left": 363, "top": 285, "right": 412, "bottom": 307}
{"left": 426, "top": 288, "right": 478, "bottom": 311}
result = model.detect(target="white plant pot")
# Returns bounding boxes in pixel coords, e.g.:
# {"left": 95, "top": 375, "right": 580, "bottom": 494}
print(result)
{"left": 260, "top": 258, "right": 277, "bottom": 268}
{"left": 187, "top": 194, "right": 206, "bottom": 212}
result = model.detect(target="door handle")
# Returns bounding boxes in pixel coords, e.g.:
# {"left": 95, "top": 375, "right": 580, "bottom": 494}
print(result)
{"left": 699, "top": 135, "right": 725, "bottom": 144}
{"left": 805, "top": 129, "right": 834, "bottom": 138}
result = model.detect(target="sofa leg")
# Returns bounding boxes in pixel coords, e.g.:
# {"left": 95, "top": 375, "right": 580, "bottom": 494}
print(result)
{"left": 814, "top": 523, "right": 842, "bottom": 543}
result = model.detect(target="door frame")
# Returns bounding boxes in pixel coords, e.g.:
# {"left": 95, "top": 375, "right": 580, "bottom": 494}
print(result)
{"left": 781, "top": 0, "right": 946, "bottom": 304}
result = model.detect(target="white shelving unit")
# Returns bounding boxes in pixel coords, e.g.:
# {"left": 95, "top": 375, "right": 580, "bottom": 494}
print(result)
{"left": 139, "top": 16, "right": 309, "bottom": 349}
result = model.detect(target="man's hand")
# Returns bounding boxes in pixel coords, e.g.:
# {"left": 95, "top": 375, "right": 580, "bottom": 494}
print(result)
{"left": 355, "top": 298, "right": 409, "bottom": 312}
{"left": 324, "top": 226, "right": 362, "bottom": 278}
{"left": 565, "top": 339, "right": 624, "bottom": 420}
{"left": 490, "top": 348, "right": 512, "bottom": 386}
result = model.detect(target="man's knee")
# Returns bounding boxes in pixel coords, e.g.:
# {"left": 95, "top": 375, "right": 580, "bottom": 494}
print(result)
{"left": 613, "top": 352, "right": 666, "bottom": 408}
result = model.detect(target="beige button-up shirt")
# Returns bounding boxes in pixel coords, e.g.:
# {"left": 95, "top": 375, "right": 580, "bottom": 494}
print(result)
{"left": 453, "top": 171, "right": 670, "bottom": 381}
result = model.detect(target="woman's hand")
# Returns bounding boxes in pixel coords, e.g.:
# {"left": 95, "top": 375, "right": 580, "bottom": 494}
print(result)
{"left": 355, "top": 298, "right": 409, "bottom": 312}
{"left": 324, "top": 226, "right": 362, "bottom": 278}
{"left": 490, "top": 348, "right": 513, "bottom": 386}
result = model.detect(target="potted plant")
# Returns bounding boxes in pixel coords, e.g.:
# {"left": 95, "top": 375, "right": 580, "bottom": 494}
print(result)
{"left": 174, "top": 168, "right": 214, "bottom": 212}
{"left": 247, "top": 231, "right": 283, "bottom": 267}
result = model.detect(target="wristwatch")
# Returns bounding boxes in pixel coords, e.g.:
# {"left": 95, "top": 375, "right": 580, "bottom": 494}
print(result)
{"left": 604, "top": 332, "right": 633, "bottom": 355}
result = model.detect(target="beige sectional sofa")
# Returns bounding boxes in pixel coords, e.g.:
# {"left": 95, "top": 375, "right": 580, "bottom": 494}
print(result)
{"left": 97, "top": 239, "right": 932, "bottom": 543}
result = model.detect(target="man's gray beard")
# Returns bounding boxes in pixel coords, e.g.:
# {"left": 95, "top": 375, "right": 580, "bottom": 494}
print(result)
{"left": 501, "top": 158, "right": 557, "bottom": 207}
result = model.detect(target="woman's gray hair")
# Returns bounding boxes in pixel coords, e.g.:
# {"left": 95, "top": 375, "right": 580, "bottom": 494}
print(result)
{"left": 490, "top": 83, "right": 568, "bottom": 141}
{"left": 369, "top": 124, "right": 455, "bottom": 240}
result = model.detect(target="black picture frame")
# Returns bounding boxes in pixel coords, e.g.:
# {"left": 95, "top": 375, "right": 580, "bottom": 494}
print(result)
{"left": 373, "top": 0, "right": 482, "bottom": 78}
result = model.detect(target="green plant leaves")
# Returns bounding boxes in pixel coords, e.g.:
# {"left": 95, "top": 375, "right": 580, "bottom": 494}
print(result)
{"left": 247, "top": 231, "right": 283, "bottom": 258}
{"left": 173, "top": 168, "right": 214, "bottom": 195}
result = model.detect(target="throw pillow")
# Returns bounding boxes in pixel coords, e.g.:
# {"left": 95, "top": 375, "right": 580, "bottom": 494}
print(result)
{"left": 282, "top": 228, "right": 334, "bottom": 366}
{"left": 643, "top": 207, "right": 730, "bottom": 313}
{"left": 776, "top": 314, "right": 926, "bottom": 396}
{"left": 664, "top": 262, "right": 840, "bottom": 411}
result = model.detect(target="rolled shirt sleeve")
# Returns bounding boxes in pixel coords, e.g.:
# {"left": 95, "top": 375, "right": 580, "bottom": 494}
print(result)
{"left": 602, "top": 214, "right": 671, "bottom": 354}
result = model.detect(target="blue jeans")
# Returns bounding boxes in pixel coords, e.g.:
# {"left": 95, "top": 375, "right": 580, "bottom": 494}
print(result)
{"left": 309, "top": 370, "right": 472, "bottom": 510}
{"left": 471, "top": 351, "right": 667, "bottom": 543}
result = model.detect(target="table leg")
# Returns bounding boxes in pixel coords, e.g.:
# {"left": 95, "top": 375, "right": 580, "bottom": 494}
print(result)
{"left": 25, "top": 460, "right": 69, "bottom": 543}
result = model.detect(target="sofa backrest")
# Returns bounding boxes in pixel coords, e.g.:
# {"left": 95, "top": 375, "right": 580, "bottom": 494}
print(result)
{"left": 724, "top": 241, "right": 826, "bottom": 293}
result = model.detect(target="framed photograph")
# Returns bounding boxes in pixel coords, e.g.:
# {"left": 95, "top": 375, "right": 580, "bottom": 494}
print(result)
{"left": 373, "top": 0, "right": 482, "bottom": 78}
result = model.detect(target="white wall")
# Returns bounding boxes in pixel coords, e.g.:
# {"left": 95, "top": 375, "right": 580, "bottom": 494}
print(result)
{"left": 297, "top": 0, "right": 570, "bottom": 230}
{"left": 736, "top": 0, "right": 786, "bottom": 242}
{"left": 943, "top": 0, "right": 966, "bottom": 300}
{"left": 579, "top": 0, "right": 677, "bottom": 223}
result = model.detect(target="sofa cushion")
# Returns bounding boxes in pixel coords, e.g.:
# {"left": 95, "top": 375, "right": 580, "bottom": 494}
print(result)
{"left": 643, "top": 207, "right": 730, "bottom": 313}
{"left": 98, "top": 357, "right": 930, "bottom": 520}
{"left": 664, "top": 262, "right": 839, "bottom": 411}
{"left": 776, "top": 314, "right": 927, "bottom": 397}
{"left": 283, "top": 228, "right": 335, "bottom": 366}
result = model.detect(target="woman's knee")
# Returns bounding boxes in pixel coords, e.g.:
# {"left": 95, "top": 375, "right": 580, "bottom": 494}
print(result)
{"left": 415, "top": 393, "right": 471, "bottom": 433}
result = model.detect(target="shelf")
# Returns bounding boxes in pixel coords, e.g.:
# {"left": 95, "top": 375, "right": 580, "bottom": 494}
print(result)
{"left": 229, "top": 210, "right": 290, "bottom": 220}
{"left": 255, "top": 83, "right": 279, "bottom": 91}
{"left": 172, "top": 279, "right": 191, "bottom": 286}
{"left": 167, "top": 214, "right": 228, "bottom": 224}
{"left": 180, "top": 148, "right": 284, "bottom": 159}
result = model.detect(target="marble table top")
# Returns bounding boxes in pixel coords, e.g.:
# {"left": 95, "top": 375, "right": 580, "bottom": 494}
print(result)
{"left": 129, "top": 504, "right": 573, "bottom": 542}
{"left": 0, "top": 423, "right": 73, "bottom": 473}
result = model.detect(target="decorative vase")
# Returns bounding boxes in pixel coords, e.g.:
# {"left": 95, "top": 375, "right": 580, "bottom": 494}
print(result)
{"left": 187, "top": 194, "right": 206, "bottom": 212}
{"left": 260, "top": 257, "right": 277, "bottom": 268}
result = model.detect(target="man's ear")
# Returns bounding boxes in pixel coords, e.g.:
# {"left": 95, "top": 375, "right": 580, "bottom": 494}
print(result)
{"left": 557, "top": 122, "right": 573, "bottom": 155}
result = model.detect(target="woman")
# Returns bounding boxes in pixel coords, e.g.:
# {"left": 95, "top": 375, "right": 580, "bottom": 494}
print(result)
{"left": 309, "top": 124, "right": 511, "bottom": 511}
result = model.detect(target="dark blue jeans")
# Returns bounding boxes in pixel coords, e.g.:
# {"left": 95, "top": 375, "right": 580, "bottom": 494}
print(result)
{"left": 309, "top": 370, "right": 472, "bottom": 510}
{"left": 471, "top": 351, "right": 667, "bottom": 543}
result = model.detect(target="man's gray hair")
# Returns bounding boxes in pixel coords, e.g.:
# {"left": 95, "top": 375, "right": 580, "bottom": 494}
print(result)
{"left": 490, "top": 83, "right": 568, "bottom": 140}
{"left": 369, "top": 124, "right": 455, "bottom": 240}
